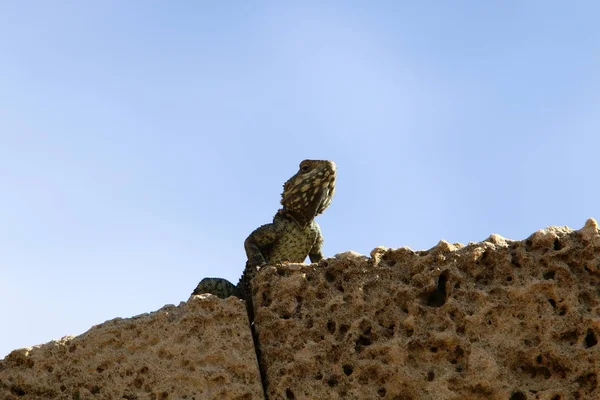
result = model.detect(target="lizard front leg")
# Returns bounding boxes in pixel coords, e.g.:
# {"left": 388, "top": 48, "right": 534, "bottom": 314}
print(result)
{"left": 308, "top": 229, "right": 325, "bottom": 263}
{"left": 237, "top": 222, "right": 283, "bottom": 301}
{"left": 244, "top": 222, "right": 281, "bottom": 267}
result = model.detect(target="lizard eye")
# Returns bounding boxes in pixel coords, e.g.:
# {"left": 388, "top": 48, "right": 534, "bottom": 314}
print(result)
{"left": 300, "top": 162, "right": 311, "bottom": 172}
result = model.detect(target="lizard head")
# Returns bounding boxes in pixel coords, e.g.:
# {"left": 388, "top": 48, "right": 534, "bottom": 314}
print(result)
{"left": 280, "top": 160, "right": 336, "bottom": 222}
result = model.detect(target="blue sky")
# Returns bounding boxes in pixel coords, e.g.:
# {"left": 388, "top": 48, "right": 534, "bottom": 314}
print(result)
{"left": 1, "top": 1, "right": 599, "bottom": 357}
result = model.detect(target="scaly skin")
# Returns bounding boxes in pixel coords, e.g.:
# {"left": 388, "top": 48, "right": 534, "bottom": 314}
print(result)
{"left": 192, "top": 159, "right": 336, "bottom": 301}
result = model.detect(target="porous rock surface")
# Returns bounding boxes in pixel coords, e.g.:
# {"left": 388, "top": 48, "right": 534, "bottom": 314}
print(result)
{"left": 253, "top": 219, "right": 600, "bottom": 400}
{"left": 0, "top": 295, "right": 264, "bottom": 400}
{"left": 2, "top": 219, "right": 599, "bottom": 400}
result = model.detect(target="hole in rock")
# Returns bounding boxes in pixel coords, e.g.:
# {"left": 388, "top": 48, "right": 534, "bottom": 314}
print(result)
{"left": 355, "top": 334, "right": 372, "bottom": 352}
{"left": 427, "top": 371, "right": 435, "bottom": 381}
{"left": 543, "top": 270, "right": 556, "bottom": 280}
{"left": 521, "top": 364, "right": 551, "bottom": 379}
{"left": 584, "top": 330, "right": 598, "bottom": 348}
{"left": 511, "top": 253, "right": 522, "bottom": 267}
{"left": 286, "top": 389, "right": 295, "bottom": 399}
{"left": 558, "top": 307, "right": 567, "bottom": 316}
{"left": 377, "top": 387, "right": 387, "bottom": 397}
{"left": 327, "top": 321, "right": 336, "bottom": 334}
{"left": 339, "top": 324, "right": 349, "bottom": 335}
{"left": 10, "top": 386, "right": 26, "bottom": 396}
{"left": 260, "top": 292, "right": 271, "bottom": 307}
{"left": 560, "top": 330, "right": 578, "bottom": 345}
{"left": 553, "top": 239, "right": 563, "bottom": 250}
{"left": 327, "top": 376, "right": 339, "bottom": 387}
{"left": 450, "top": 348, "right": 463, "bottom": 365}
{"left": 325, "top": 271, "right": 336, "bottom": 283}
{"left": 382, "top": 323, "right": 395, "bottom": 339}
{"left": 343, "top": 365, "right": 354, "bottom": 376}
{"left": 478, "top": 250, "right": 492, "bottom": 266}
{"left": 509, "top": 391, "right": 527, "bottom": 400}
{"left": 476, "top": 276, "right": 489, "bottom": 286}
{"left": 425, "top": 271, "right": 448, "bottom": 307}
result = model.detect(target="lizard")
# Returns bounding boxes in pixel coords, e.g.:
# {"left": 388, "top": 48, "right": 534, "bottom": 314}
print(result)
{"left": 192, "top": 159, "right": 336, "bottom": 304}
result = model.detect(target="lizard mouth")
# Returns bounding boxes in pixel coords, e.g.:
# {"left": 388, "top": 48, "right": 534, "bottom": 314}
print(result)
{"left": 329, "top": 161, "right": 337, "bottom": 173}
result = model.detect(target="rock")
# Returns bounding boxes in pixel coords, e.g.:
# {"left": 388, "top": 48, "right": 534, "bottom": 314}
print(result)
{"left": 2, "top": 218, "right": 599, "bottom": 400}
{"left": 334, "top": 251, "right": 369, "bottom": 262}
{"left": 0, "top": 295, "right": 264, "bottom": 400}
{"left": 253, "top": 219, "right": 600, "bottom": 399}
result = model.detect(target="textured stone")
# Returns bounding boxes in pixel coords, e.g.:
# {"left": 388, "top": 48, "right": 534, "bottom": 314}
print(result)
{"left": 0, "top": 295, "right": 264, "bottom": 400}
{"left": 253, "top": 218, "right": 600, "bottom": 400}
{"left": 3, "top": 219, "right": 599, "bottom": 400}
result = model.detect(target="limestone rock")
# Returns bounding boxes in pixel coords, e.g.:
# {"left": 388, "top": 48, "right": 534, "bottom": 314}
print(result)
{"left": 2, "top": 219, "right": 599, "bottom": 400}
{"left": 0, "top": 295, "right": 264, "bottom": 400}
{"left": 253, "top": 219, "right": 600, "bottom": 399}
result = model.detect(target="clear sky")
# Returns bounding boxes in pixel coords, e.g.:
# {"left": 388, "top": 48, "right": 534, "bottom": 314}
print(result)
{"left": 1, "top": 1, "right": 599, "bottom": 358}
